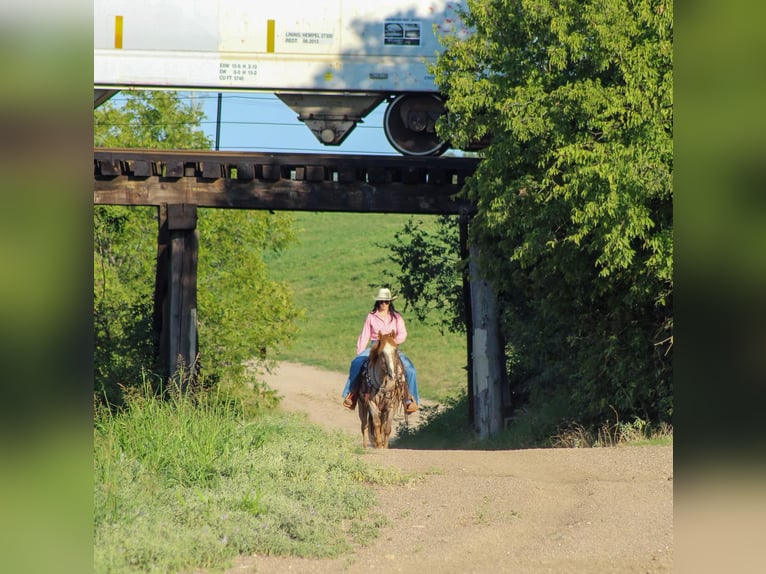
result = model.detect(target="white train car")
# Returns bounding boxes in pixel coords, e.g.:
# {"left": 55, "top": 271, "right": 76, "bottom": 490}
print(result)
{"left": 94, "top": 0, "right": 471, "bottom": 155}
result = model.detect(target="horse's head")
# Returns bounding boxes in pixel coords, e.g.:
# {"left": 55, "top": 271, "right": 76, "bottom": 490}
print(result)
{"left": 370, "top": 331, "right": 399, "bottom": 381}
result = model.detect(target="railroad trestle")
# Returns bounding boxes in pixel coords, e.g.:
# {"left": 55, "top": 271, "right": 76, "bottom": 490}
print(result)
{"left": 94, "top": 149, "right": 507, "bottom": 436}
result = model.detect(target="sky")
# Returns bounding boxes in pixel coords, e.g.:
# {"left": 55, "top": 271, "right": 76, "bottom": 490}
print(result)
{"left": 196, "top": 91, "right": 401, "bottom": 156}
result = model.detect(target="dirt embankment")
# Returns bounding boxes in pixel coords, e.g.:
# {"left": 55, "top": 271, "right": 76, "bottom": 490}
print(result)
{"left": 227, "top": 362, "right": 673, "bottom": 574}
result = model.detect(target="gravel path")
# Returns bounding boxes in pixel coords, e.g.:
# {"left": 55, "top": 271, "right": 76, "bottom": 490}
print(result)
{"left": 227, "top": 362, "right": 673, "bottom": 573}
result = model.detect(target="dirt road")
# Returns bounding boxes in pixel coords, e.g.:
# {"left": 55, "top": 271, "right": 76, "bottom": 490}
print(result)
{"left": 228, "top": 362, "right": 673, "bottom": 573}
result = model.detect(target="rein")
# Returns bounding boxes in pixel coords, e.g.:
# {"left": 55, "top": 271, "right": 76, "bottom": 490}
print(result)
{"left": 362, "top": 362, "right": 380, "bottom": 393}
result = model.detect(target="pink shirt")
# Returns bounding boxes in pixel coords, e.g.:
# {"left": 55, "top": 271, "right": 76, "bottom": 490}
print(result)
{"left": 356, "top": 311, "right": 408, "bottom": 354}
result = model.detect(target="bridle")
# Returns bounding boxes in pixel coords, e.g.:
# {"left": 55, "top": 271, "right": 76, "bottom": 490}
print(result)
{"left": 364, "top": 337, "right": 399, "bottom": 398}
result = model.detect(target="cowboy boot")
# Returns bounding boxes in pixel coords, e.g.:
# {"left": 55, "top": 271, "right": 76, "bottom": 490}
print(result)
{"left": 343, "top": 390, "right": 358, "bottom": 410}
{"left": 405, "top": 395, "right": 419, "bottom": 414}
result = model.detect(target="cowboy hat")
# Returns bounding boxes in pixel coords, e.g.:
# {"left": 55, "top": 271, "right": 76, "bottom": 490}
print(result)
{"left": 373, "top": 288, "right": 398, "bottom": 301}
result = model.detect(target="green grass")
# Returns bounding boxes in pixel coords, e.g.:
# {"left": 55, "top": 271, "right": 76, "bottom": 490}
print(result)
{"left": 264, "top": 211, "right": 467, "bottom": 401}
{"left": 94, "top": 381, "right": 411, "bottom": 573}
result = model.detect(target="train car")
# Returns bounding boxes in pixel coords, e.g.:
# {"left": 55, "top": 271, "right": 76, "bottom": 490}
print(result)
{"left": 94, "top": 0, "right": 472, "bottom": 155}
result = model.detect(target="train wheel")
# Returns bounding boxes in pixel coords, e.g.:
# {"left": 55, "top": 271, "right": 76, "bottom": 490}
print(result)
{"left": 383, "top": 94, "right": 448, "bottom": 156}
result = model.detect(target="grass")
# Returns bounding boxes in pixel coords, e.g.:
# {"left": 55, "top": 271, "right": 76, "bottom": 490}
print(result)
{"left": 94, "top": 380, "right": 411, "bottom": 573}
{"left": 394, "top": 388, "right": 673, "bottom": 450}
{"left": 263, "top": 211, "right": 468, "bottom": 401}
{"left": 550, "top": 414, "right": 674, "bottom": 448}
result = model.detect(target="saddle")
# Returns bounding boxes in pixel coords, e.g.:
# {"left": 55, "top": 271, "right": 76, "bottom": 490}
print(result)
{"left": 358, "top": 356, "right": 407, "bottom": 401}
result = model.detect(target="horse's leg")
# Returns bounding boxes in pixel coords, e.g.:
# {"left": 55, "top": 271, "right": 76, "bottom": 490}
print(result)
{"left": 375, "top": 417, "right": 383, "bottom": 448}
{"left": 397, "top": 369, "right": 410, "bottom": 419}
{"left": 382, "top": 408, "right": 392, "bottom": 448}
{"left": 358, "top": 401, "right": 368, "bottom": 448}
{"left": 368, "top": 400, "right": 383, "bottom": 448}
{"left": 372, "top": 403, "right": 382, "bottom": 448}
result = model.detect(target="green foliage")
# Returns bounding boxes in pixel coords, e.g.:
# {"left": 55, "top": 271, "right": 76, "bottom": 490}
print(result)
{"left": 94, "top": 384, "right": 409, "bottom": 573}
{"left": 94, "top": 91, "right": 211, "bottom": 149}
{"left": 390, "top": 215, "right": 467, "bottom": 334}
{"left": 94, "top": 91, "right": 300, "bottom": 404}
{"left": 196, "top": 208, "right": 300, "bottom": 389}
{"left": 424, "top": 0, "right": 673, "bottom": 426}
{"left": 94, "top": 205, "right": 159, "bottom": 405}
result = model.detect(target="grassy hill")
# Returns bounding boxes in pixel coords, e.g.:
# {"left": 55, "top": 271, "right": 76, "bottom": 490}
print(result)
{"left": 263, "top": 211, "right": 467, "bottom": 402}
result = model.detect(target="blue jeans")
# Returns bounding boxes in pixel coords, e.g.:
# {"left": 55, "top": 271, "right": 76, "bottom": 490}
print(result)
{"left": 342, "top": 347, "right": 419, "bottom": 404}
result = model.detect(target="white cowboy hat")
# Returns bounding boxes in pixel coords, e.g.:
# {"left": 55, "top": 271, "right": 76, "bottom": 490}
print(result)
{"left": 373, "top": 288, "right": 398, "bottom": 301}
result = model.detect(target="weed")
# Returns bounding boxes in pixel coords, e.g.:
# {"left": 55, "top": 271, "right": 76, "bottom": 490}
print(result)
{"left": 94, "top": 384, "right": 411, "bottom": 573}
{"left": 473, "top": 496, "right": 493, "bottom": 525}
{"left": 551, "top": 407, "right": 674, "bottom": 448}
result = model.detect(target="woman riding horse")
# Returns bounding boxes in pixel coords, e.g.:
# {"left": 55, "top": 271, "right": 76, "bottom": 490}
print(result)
{"left": 342, "top": 287, "right": 419, "bottom": 414}
{"left": 358, "top": 331, "right": 408, "bottom": 448}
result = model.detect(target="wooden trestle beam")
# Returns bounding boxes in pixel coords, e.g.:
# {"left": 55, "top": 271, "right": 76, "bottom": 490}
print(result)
{"left": 94, "top": 148, "right": 479, "bottom": 215}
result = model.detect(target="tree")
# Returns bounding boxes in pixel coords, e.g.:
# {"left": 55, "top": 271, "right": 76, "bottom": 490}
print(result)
{"left": 94, "top": 203, "right": 157, "bottom": 404}
{"left": 390, "top": 215, "right": 466, "bottom": 334}
{"left": 94, "top": 91, "right": 212, "bottom": 149}
{"left": 94, "top": 91, "right": 299, "bottom": 406}
{"left": 404, "top": 0, "right": 672, "bottom": 428}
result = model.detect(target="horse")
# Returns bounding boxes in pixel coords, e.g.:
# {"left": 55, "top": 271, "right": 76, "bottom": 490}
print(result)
{"left": 357, "top": 331, "right": 408, "bottom": 448}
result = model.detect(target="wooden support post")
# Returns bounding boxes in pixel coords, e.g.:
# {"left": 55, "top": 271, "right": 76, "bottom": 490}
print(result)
{"left": 161, "top": 203, "right": 199, "bottom": 389}
{"left": 153, "top": 204, "right": 170, "bottom": 379}
{"left": 459, "top": 211, "right": 475, "bottom": 426}
{"left": 468, "top": 245, "right": 505, "bottom": 438}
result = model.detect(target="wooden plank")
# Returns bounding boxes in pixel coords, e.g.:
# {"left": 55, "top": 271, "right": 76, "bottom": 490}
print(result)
{"left": 235, "top": 163, "right": 255, "bottom": 180}
{"left": 366, "top": 167, "right": 388, "bottom": 184}
{"left": 165, "top": 161, "right": 184, "bottom": 178}
{"left": 337, "top": 167, "right": 357, "bottom": 183}
{"left": 97, "top": 160, "right": 121, "bottom": 177}
{"left": 428, "top": 169, "right": 447, "bottom": 185}
{"left": 181, "top": 228, "right": 199, "bottom": 383}
{"left": 401, "top": 167, "right": 426, "bottom": 184}
{"left": 94, "top": 148, "right": 480, "bottom": 174}
{"left": 167, "top": 223, "right": 199, "bottom": 386}
{"left": 153, "top": 204, "right": 170, "bottom": 378}
{"left": 168, "top": 230, "right": 185, "bottom": 379}
{"left": 260, "top": 164, "right": 281, "bottom": 181}
{"left": 132, "top": 159, "right": 152, "bottom": 177}
{"left": 460, "top": 213, "right": 474, "bottom": 426}
{"left": 202, "top": 161, "right": 223, "bottom": 179}
{"left": 94, "top": 177, "right": 473, "bottom": 215}
{"left": 305, "top": 165, "right": 325, "bottom": 182}
{"left": 93, "top": 150, "right": 480, "bottom": 195}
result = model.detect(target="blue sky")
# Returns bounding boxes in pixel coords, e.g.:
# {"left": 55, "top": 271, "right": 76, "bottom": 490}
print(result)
{"left": 197, "top": 91, "right": 400, "bottom": 155}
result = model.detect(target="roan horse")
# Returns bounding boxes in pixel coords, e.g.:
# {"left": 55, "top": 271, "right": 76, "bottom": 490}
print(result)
{"left": 358, "top": 331, "right": 408, "bottom": 448}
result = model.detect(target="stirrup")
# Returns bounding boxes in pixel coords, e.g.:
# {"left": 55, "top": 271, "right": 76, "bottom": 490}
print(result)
{"left": 405, "top": 398, "right": 419, "bottom": 414}
{"left": 343, "top": 392, "right": 357, "bottom": 409}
